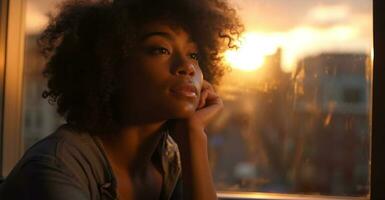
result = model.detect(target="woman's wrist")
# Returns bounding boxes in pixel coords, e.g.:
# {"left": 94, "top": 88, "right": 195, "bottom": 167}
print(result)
{"left": 175, "top": 122, "right": 216, "bottom": 200}
{"left": 173, "top": 119, "right": 207, "bottom": 149}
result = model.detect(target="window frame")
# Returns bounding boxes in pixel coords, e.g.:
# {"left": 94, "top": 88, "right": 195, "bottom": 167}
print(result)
{"left": 1, "top": 0, "right": 25, "bottom": 176}
{"left": 0, "top": 0, "right": 8, "bottom": 176}
{"left": 1, "top": 0, "right": 383, "bottom": 199}
{"left": 370, "top": 0, "right": 385, "bottom": 199}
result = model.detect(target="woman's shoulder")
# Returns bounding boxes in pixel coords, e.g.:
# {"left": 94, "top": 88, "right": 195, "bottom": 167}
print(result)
{"left": 0, "top": 123, "right": 113, "bottom": 200}
{"left": 19, "top": 123, "right": 102, "bottom": 166}
{"left": 18, "top": 123, "right": 110, "bottom": 178}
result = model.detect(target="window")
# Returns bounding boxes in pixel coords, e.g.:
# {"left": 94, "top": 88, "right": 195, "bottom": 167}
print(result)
{"left": 209, "top": 0, "right": 372, "bottom": 198}
{"left": 2, "top": 0, "right": 383, "bottom": 199}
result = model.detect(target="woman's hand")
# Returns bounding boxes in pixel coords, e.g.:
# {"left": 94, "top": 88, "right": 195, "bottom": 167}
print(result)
{"left": 195, "top": 80, "right": 224, "bottom": 127}
{"left": 173, "top": 80, "right": 223, "bottom": 143}
{"left": 172, "top": 80, "right": 221, "bottom": 200}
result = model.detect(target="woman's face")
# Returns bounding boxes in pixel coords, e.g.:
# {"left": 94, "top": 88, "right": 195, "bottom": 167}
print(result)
{"left": 119, "top": 20, "right": 204, "bottom": 123}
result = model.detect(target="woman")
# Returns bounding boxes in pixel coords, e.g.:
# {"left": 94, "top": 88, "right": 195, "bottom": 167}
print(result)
{"left": 0, "top": 0, "right": 243, "bottom": 199}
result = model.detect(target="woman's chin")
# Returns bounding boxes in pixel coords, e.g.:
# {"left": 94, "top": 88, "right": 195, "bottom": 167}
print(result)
{"left": 169, "top": 104, "right": 197, "bottom": 119}
{"left": 165, "top": 97, "right": 199, "bottom": 119}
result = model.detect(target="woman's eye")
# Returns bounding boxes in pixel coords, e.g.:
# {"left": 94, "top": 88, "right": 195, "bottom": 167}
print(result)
{"left": 150, "top": 47, "right": 171, "bottom": 55}
{"left": 190, "top": 53, "right": 199, "bottom": 61}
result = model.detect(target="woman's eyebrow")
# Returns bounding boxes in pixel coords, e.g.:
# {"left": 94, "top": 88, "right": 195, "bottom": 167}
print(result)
{"left": 140, "top": 31, "right": 173, "bottom": 41}
{"left": 140, "top": 31, "right": 197, "bottom": 49}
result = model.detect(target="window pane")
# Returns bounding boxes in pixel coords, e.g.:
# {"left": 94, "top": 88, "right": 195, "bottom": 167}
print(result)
{"left": 21, "top": 0, "right": 372, "bottom": 197}
{"left": 208, "top": 0, "right": 372, "bottom": 196}
{"left": 23, "top": 0, "right": 65, "bottom": 149}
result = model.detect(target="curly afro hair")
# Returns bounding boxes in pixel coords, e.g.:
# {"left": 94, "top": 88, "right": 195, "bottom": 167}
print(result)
{"left": 39, "top": 0, "right": 244, "bottom": 135}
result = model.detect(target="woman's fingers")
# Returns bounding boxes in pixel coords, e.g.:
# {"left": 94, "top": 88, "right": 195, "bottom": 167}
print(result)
{"left": 199, "top": 81, "right": 219, "bottom": 107}
{"left": 196, "top": 81, "right": 224, "bottom": 125}
{"left": 198, "top": 80, "right": 210, "bottom": 109}
{"left": 204, "top": 89, "right": 221, "bottom": 105}
{"left": 196, "top": 97, "right": 223, "bottom": 125}
{"left": 202, "top": 80, "right": 214, "bottom": 92}
{"left": 198, "top": 92, "right": 208, "bottom": 109}
{"left": 197, "top": 89, "right": 206, "bottom": 109}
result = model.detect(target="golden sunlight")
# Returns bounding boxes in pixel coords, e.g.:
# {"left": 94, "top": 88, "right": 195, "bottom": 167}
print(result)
{"left": 224, "top": 33, "right": 281, "bottom": 71}
{"left": 224, "top": 25, "right": 362, "bottom": 73}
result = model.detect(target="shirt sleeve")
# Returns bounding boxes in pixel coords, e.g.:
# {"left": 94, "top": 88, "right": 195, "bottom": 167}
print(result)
{"left": 0, "top": 156, "right": 89, "bottom": 200}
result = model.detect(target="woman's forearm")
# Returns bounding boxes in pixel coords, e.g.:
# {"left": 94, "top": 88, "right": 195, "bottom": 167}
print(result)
{"left": 172, "top": 80, "right": 223, "bottom": 200}
{"left": 177, "top": 127, "right": 217, "bottom": 200}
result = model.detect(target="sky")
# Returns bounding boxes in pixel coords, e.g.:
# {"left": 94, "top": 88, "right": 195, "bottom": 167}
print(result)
{"left": 226, "top": 0, "right": 373, "bottom": 71}
{"left": 230, "top": 0, "right": 371, "bottom": 32}
{"left": 26, "top": 0, "right": 373, "bottom": 72}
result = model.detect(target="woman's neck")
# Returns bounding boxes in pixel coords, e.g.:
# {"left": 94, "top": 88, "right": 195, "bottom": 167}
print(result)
{"left": 98, "top": 121, "right": 167, "bottom": 175}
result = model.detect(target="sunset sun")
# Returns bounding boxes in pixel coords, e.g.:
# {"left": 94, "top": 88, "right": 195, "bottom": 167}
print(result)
{"left": 224, "top": 32, "right": 280, "bottom": 71}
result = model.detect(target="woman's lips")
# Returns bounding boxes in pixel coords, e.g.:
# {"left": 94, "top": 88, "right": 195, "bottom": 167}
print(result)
{"left": 170, "top": 84, "right": 198, "bottom": 99}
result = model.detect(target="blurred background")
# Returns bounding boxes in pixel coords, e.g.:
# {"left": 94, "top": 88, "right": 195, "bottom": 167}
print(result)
{"left": 22, "top": 0, "right": 372, "bottom": 197}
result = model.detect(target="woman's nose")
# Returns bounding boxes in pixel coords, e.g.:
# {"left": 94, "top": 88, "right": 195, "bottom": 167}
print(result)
{"left": 174, "top": 58, "right": 196, "bottom": 77}
{"left": 176, "top": 63, "right": 195, "bottom": 76}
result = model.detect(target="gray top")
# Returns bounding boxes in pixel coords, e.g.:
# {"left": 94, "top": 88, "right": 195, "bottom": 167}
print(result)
{"left": 0, "top": 123, "right": 183, "bottom": 200}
